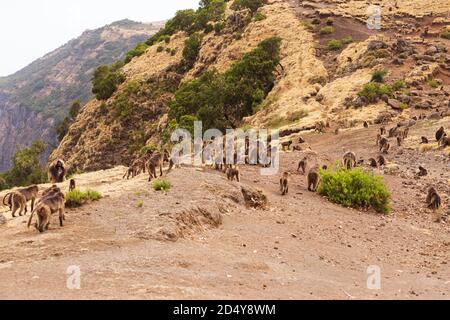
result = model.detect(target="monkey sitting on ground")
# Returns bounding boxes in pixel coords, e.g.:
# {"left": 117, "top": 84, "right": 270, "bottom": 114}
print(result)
{"left": 363, "top": 121, "right": 369, "bottom": 128}
{"left": 418, "top": 166, "right": 428, "bottom": 177}
{"left": 426, "top": 187, "right": 441, "bottom": 211}
{"left": 69, "top": 179, "right": 76, "bottom": 192}
{"left": 378, "top": 155, "right": 386, "bottom": 167}
{"left": 307, "top": 166, "right": 321, "bottom": 192}
{"left": 48, "top": 159, "right": 66, "bottom": 183}
{"left": 280, "top": 172, "right": 289, "bottom": 195}
{"left": 420, "top": 136, "right": 429, "bottom": 144}
{"left": 226, "top": 166, "right": 240, "bottom": 182}
{"left": 435, "top": 126, "right": 445, "bottom": 142}
{"left": 342, "top": 151, "right": 356, "bottom": 169}
{"left": 2, "top": 185, "right": 39, "bottom": 214}
{"left": 28, "top": 191, "right": 65, "bottom": 233}
{"left": 297, "top": 157, "right": 308, "bottom": 174}
{"left": 368, "top": 158, "right": 378, "bottom": 168}
{"left": 438, "top": 135, "right": 450, "bottom": 148}
{"left": 281, "top": 140, "right": 293, "bottom": 151}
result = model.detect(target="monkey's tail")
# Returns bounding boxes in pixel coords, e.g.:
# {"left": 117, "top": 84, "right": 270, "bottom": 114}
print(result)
{"left": 27, "top": 205, "right": 39, "bottom": 228}
{"left": 2, "top": 192, "right": 12, "bottom": 206}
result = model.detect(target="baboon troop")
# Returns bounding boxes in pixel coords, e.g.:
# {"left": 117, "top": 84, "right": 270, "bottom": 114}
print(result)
{"left": 279, "top": 172, "right": 289, "bottom": 195}
{"left": 307, "top": 166, "right": 321, "bottom": 192}
{"left": 48, "top": 159, "right": 66, "bottom": 183}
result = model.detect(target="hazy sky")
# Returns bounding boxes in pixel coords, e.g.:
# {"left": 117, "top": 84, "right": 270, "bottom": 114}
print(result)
{"left": 0, "top": 0, "right": 199, "bottom": 77}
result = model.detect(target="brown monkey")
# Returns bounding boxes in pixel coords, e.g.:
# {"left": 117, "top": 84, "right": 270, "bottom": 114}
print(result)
{"left": 397, "top": 136, "right": 403, "bottom": 146}
{"left": 8, "top": 191, "right": 27, "bottom": 218}
{"left": 281, "top": 140, "right": 293, "bottom": 151}
{"left": 418, "top": 166, "right": 428, "bottom": 177}
{"left": 402, "top": 127, "right": 409, "bottom": 139}
{"left": 334, "top": 128, "right": 340, "bottom": 135}
{"left": 363, "top": 121, "right": 369, "bottom": 128}
{"left": 2, "top": 185, "right": 38, "bottom": 213}
{"left": 379, "top": 137, "right": 390, "bottom": 154}
{"left": 343, "top": 151, "right": 356, "bottom": 169}
{"left": 27, "top": 191, "right": 65, "bottom": 233}
{"left": 69, "top": 179, "right": 76, "bottom": 192}
{"left": 280, "top": 172, "right": 289, "bottom": 195}
{"left": 226, "top": 166, "right": 240, "bottom": 182}
{"left": 146, "top": 151, "right": 166, "bottom": 181}
{"left": 388, "top": 126, "right": 398, "bottom": 138}
{"left": 380, "top": 127, "right": 386, "bottom": 135}
{"left": 378, "top": 155, "right": 386, "bottom": 166}
{"left": 298, "top": 137, "right": 306, "bottom": 144}
{"left": 297, "top": 157, "right": 308, "bottom": 174}
{"left": 426, "top": 187, "right": 441, "bottom": 210}
{"left": 307, "top": 166, "right": 321, "bottom": 192}
{"left": 439, "top": 135, "right": 450, "bottom": 148}
{"left": 368, "top": 158, "right": 378, "bottom": 168}
{"left": 420, "top": 136, "right": 429, "bottom": 144}
{"left": 48, "top": 159, "right": 66, "bottom": 183}
{"left": 435, "top": 126, "right": 445, "bottom": 141}
{"left": 376, "top": 133, "right": 382, "bottom": 146}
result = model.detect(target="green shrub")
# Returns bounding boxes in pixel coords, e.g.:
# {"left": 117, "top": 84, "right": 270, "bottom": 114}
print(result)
{"left": 231, "top": 0, "right": 266, "bottom": 13}
{"left": 392, "top": 79, "right": 406, "bottom": 91}
{"left": 319, "top": 26, "right": 334, "bottom": 35}
{"left": 301, "top": 20, "right": 314, "bottom": 31}
{"left": 318, "top": 166, "right": 390, "bottom": 214}
{"left": 91, "top": 63, "right": 125, "bottom": 100}
{"left": 170, "top": 49, "right": 177, "bottom": 56}
{"left": 65, "top": 189, "right": 102, "bottom": 208}
{"left": 152, "top": 179, "right": 172, "bottom": 192}
{"left": 124, "top": 43, "right": 149, "bottom": 63}
{"left": 254, "top": 12, "right": 267, "bottom": 21}
{"left": 440, "top": 27, "right": 450, "bottom": 40}
{"left": 358, "top": 82, "right": 392, "bottom": 102}
{"left": 327, "top": 39, "right": 343, "bottom": 50}
{"left": 371, "top": 69, "right": 387, "bottom": 83}
{"left": 136, "top": 201, "right": 144, "bottom": 208}
{"left": 214, "top": 21, "right": 226, "bottom": 33}
{"left": 182, "top": 33, "right": 203, "bottom": 69}
{"left": 156, "top": 46, "right": 164, "bottom": 53}
{"left": 427, "top": 79, "right": 440, "bottom": 88}
{"left": 342, "top": 36, "right": 353, "bottom": 44}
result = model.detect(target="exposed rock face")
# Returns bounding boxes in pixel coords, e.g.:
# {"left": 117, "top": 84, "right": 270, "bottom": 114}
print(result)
{"left": 0, "top": 19, "right": 163, "bottom": 172}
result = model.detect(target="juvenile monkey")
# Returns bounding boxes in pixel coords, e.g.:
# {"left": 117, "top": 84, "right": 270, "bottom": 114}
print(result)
{"left": 8, "top": 191, "right": 27, "bottom": 218}
{"left": 297, "top": 157, "right": 308, "bottom": 174}
{"left": 420, "top": 136, "right": 429, "bottom": 144}
{"left": 418, "top": 166, "right": 428, "bottom": 177}
{"left": 69, "top": 179, "right": 76, "bottom": 192}
{"left": 307, "top": 166, "right": 321, "bottom": 192}
{"left": 378, "top": 155, "right": 386, "bottom": 166}
{"left": 279, "top": 172, "right": 289, "bottom": 195}
{"left": 226, "top": 166, "right": 240, "bottom": 182}
{"left": 28, "top": 192, "right": 65, "bottom": 233}
{"left": 426, "top": 187, "right": 441, "bottom": 210}
{"left": 281, "top": 140, "right": 293, "bottom": 151}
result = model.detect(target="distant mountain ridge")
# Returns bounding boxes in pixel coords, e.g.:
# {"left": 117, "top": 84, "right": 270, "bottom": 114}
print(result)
{"left": 0, "top": 19, "right": 164, "bottom": 172}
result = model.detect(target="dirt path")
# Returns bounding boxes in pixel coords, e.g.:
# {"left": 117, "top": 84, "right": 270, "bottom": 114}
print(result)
{"left": 1, "top": 117, "right": 449, "bottom": 299}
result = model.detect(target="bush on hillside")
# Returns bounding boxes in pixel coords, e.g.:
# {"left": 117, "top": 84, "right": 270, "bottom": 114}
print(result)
{"left": 371, "top": 69, "right": 387, "bottom": 83}
{"left": 124, "top": 43, "right": 149, "bottom": 63}
{"left": 231, "top": 0, "right": 267, "bottom": 14}
{"left": 182, "top": 33, "right": 203, "bottom": 69}
{"left": 327, "top": 39, "right": 343, "bottom": 50}
{"left": 319, "top": 26, "right": 334, "bottom": 35}
{"left": 357, "top": 82, "right": 393, "bottom": 103}
{"left": 318, "top": 166, "right": 391, "bottom": 214}
{"left": 91, "top": 62, "right": 125, "bottom": 100}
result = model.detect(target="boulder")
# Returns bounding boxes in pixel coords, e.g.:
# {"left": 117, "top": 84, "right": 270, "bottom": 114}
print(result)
{"left": 387, "top": 99, "right": 404, "bottom": 110}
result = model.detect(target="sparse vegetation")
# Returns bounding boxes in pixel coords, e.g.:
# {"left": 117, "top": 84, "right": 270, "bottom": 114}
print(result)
{"left": 327, "top": 39, "right": 343, "bottom": 50}
{"left": 392, "top": 79, "right": 406, "bottom": 91}
{"left": 427, "top": 79, "right": 440, "bottom": 88}
{"left": 136, "top": 200, "right": 144, "bottom": 208}
{"left": 371, "top": 69, "right": 387, "bottom": 83}
{"left": 231, "top": 0, "right": 267, "bottom": 14}
{"left": 65, "top": 189, "right": 102, "bottom": 208}
{"left": 301, "top": 20, "right": 314, "bottom": 31}
{"left": 440, "top": 27, "right": 450, "bottom": 40}
{"left": 91, "top": 62, "right": 125, "bottom": 100}
{"left": 254, "top": 12, "right": 267, "bottom": 21}
{"left": 357, "top": 82, "right": 393, "bottom": 102}
{"left": 181, "top": 33, "right": 203, "bottom": 70}
{"left": 318, "top": 166, "right": 391, "bottom": 214}
{"left": 152, "top": 179, "right": 172, "bottom": 192}
{"left": 286, "top": 109, "right": 309, "bottom": 122}
{"left": 342, "top": 36, "right": 353, "bottom": 44}
{"left": 124, "top": 43, "right": 149, "bottom": 63}
{"left": 319, "top": 26, "right": 334, "bottom": 35}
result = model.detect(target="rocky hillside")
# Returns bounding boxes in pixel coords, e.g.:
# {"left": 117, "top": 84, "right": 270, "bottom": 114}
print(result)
{"left": 0, "top": 19, "right": 164, "bottom": 172}
{"left": 51, "top": 0, "right": 450, "bottom": 173}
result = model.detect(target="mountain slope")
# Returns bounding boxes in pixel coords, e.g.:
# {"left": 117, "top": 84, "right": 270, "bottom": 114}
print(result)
{"left": 0, "top": 19, "right": 164, "bottom": 172}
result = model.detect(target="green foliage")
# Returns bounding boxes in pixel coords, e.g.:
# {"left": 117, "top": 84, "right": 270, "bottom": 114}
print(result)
{"left": 0, "top": 141, "right": 47, "bottom": 190}
{"left": 427, "top": 79, "right": 440, "bottom": 88}
{"left": 231, "top": 0, "right": 266, "bottom": 13}
{"left": 318, "top": 166, "right": 390, "bottom": 214}
{"left": 136, "top": 200, "right": 144, "bottom": 208}
{"left": 170, "top": 37, "right": 282, "bottom": 130}
{"left": 157, "top": 46, "right": 164, "bottom": 53}
{"left": 441, "top": 27, "right": 450, "bottom": 40}
{"left": 65, "top": 189, "right": 102, "bottom": 208}
{"left": 392, "top": 79, "right": 406, "bottom": 91}
{"left": 111, "top": 81, "right": 140, "bottom": 119}
{"left": 327, "top": 39, "right": 343, "bottom": 50}
{"left": 301, "top": 20, "right": 314, "bottom": 31}
{"left": 342, "top": 36, "right": 353, "bottom": 44}
{"left": 371, "top": 69, "right": 387, "bottom": 83}
{"left": 152, "top": 179, "right": 172, "bottom": 192}
{"left": 124, "top": 43, "right": 149, "bottom": 63}
{"left": 214, "top": 21, "right": 226, "bottom": 33}
{"left": 319, "top": 26, "right": 334, "bottom": 35}
{"left": 91, "top": 62, "right": 125, "bottom": 100}
{"left": 182, "top": 33, "right": 203, "bottom": 69}
{"left": 357, "top": 82, "right": 393, "bottom": 103}
{"left": 254, "top": 12, "right": 267, "bottom": 21}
